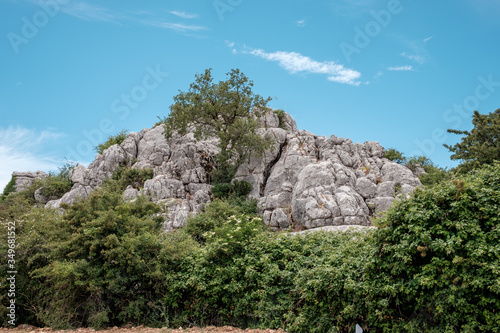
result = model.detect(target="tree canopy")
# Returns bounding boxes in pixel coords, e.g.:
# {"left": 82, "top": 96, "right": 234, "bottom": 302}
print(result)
{"left": 444, "top": 108, "right": 500, "bottom": 173}
{"left": 162, "top": 68, "right": 272, "bottom": 183}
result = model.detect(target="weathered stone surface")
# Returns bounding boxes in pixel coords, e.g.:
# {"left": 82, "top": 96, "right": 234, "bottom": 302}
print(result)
{"left": 355, "top": 177, "right": 377, "bottom": 199}
{"left": 37, "top": 109, "right": 421, "bottom": 231}
{"left": 34, "top": 188, "right": 49, "bottom": 204}
{"left": 293, "top": 225, "right": 376, "bottom": 235}
{"left": 367, "top": 197, "right": 395, "bottom": 215}
{"left": 12, "top": 171, "right": 47, "bottom": 192}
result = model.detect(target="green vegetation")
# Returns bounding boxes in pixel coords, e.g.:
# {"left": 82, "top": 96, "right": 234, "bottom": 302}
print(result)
{"left": 364, "top": 161, "right": 500, "bottom": 331}
{"left": 0, "top": 175, "right": 17, "bottom": 201}
{"left": 211, "top": 179, "right": 252, "bottom": 199}
{"left": 35, "top": 162, "right": 76, "bottom": 201}
{"left": 161, "top": 69, "right": 273, "bottom": 183}
{"left": 4, "top": 162, "right": 498, "bottom": 331}
{"left": 183, "top": 197, "right": 259, "bottom": 243}
{"left": 111, "top": 166, "right": 154, "bottom": 190}
{"left": 445, "top": 108, "right": 500, "bottom": 173}
{"left": 273, "top": 109, "right": 286, "bottom": 129}
{"left": 384, "top": 147, "right": 406, "bottom": 164}
{"left": 95, "top": 129, "right": 128, "bottom": 155}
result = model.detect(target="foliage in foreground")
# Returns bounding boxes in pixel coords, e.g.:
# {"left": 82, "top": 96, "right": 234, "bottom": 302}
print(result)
{"left": 1, "top": 163, "right": 499, "bottom": 332}
{"left": 365, "top": 162, "right": 500, "bottom": 332}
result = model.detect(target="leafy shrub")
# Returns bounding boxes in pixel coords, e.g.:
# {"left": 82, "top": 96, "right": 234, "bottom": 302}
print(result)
{"left": 273, "top": 109, "right": 286, "bottom": 129}
{"left": 34, "top": 186, "right": 165, "bottom": 329}
{"left": 204, "top": 214, "right": 265, "bottom": 259}
{"left": 183, "top": 198, "right": 258, "bottom": 243}
{"left": 111, "top": 166, "right": 154, "bottom": 190}
{"left": 36, "top": 163, "right": 77, "bottom": 201}
{"left": 212, "top": 180, "right": 252, "bottom": 199}
{"left": 364, "top": 162, "right": 500, "bottom": 331}
{"left": 0, "top": 207, "right": 65, "bottom": 326}
{"left": 165, "top": 226, "right": 375, "bottom": 331}
{"left": 95, "top": 129, "right": 128, "bottom": 155}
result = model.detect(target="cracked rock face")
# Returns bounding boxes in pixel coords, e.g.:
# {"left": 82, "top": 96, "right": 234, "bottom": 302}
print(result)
{"left": 42, "top": 109, "right": 421, "bottom": 231}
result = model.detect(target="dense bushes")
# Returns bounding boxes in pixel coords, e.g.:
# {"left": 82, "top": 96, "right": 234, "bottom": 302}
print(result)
{"left": 1, "top": 162, "right": 499, "bottom": 331}
{"left": 364, "top": 162, "right": 500, "bottom": 331}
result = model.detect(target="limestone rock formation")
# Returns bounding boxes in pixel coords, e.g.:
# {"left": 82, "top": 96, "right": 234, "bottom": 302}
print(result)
{"left": 44, "top": 110, "right": 421, "bottom": 231}
{"left": 11, "top": 171, "right": 48, "bottom": 192}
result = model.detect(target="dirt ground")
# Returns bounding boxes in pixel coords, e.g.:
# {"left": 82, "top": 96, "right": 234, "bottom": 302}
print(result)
{"left": 0, "top": 325, "right": 287, "bottom": 333}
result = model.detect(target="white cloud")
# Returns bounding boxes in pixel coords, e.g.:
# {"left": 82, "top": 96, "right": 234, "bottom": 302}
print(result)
{"left": 423, "top": 36, "right": 433, "bottom": 42}
{"left": 0, "top": 126, "right": 66, "bottom": 192}
{"left": 388, "top": 65, "right": 413, "bottom": 71}
{"left": 401, "top": 51, "right": 425, "bottom": 64}
{"left": 296, "top": 19, "right": 306, "bottom": 27}
{"left": 169, "top": 10, "right": 199, "bottom": 19}
{"left": 242, "top": 48, "right": 361, "bottom": 85}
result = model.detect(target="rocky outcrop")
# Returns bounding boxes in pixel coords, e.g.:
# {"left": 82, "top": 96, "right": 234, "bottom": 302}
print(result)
{"left": 234, "top": 112, "right": 421, "bottom": 230}
{"left": 44, "top": 110, "right": 421, "bottom": 231}
{"left": 11, "top": 171, "right": 48, "bottom": 193}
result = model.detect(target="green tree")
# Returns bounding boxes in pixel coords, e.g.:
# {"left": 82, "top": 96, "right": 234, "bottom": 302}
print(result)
{"left": 162, "top": 69, "right": 272, "bottom": 183}
{"left": 444, "top": 108, "right": 500, "bottom": 173}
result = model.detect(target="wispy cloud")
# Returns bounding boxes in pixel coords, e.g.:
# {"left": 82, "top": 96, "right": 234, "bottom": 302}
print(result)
{"left": 169, "top": 10, "right": 199, "bottom": 19}
{"left": 401, "top": 51, "right": 425, "bottom": 64}
{"left": 296, "top": 19, "right": 306, "bottom": 27}
{"left": 59, "top": 2, "right": 119, "bottom": 23}
{"left": 423, "top": 36, "right": 433, "bottom": 42}
{"left": 388, "top": 65, "right": 413, "bottom": 71}
{"left": 373, "top": 70, "right": 384, "bottom": 79}
{"left": 22, "top": 1, "right": 208, "bottom": 33}
{"left": 0, "top": 126, "right": 65, "bottom": 192}
{"left": 231, "top": 45, "right": 361, "bottom": 85}
{"left": 146, "top": 21, "right": 206, "bottom": 32}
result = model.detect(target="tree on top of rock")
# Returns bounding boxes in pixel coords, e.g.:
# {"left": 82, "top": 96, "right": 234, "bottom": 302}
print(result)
{"left": 444, "top": 108, "right": 500, "bottom": 173}
{"left": 162, "top": 68, "right": 273, "bottom": 183}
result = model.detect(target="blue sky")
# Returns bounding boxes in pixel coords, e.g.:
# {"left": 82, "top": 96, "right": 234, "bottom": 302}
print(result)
{"left": 1, "top": 0, "right": 500, "bottom": 191}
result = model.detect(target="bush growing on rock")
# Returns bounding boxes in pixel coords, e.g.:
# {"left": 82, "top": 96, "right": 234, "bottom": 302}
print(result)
{"left": 95, "top": 129, "right": 128, "bottom": 155}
